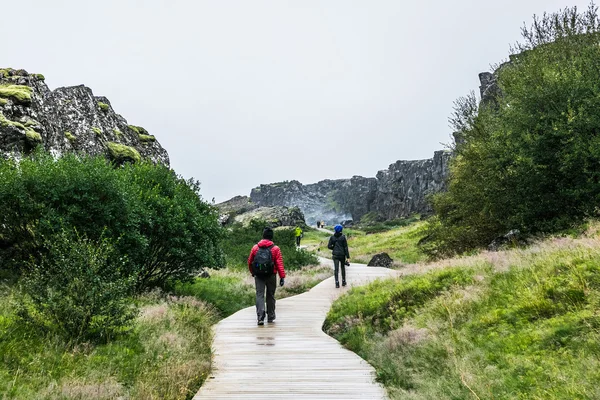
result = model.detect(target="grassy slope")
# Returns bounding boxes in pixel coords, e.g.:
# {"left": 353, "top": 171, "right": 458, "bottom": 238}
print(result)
{"left": 324, "top": 228, "right": 600, "bottom": 399}
{"left": 302, "top": 223, "right": 428, "bottom": 265}
{"left": 0, "top": 289, "right": 216, "bottom": 400}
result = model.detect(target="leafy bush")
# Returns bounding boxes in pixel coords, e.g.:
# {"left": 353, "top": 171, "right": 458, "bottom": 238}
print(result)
{"left": 426, "top": 3, "right": 600, "bottom": 256}
{"left": 0, "top": 151, "right": 223, "bottom": 290}
{"left": 19, "top": 230, "right": 136, "bottom": 342}
{"left": 222, "top": 220, "right": 317, "bottom": 270}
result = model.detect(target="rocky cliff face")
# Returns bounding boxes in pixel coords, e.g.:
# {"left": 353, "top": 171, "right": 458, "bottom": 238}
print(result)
{"left": 243, "top": 150, "right": 451, "bottom": 225}
{"left": 0, "top": 68, "right": 169, "bottom": 165}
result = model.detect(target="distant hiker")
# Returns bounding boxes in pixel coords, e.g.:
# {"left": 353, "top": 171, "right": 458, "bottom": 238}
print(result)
{"left": 328, "top": 224, "right": 350, "bottom": 288}
{"left": 295, "top": 226, "right": 303, "bottom": 247}
{"left": 248, "top": 227, "right": 286, "bottom": 325}
{"left": 316, "top": 221, "right": 321, "bottom": 228}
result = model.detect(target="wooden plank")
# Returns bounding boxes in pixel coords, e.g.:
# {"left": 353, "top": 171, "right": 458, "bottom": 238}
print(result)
{"left": 193, "top": 258, "right": 397, "bottom": 399}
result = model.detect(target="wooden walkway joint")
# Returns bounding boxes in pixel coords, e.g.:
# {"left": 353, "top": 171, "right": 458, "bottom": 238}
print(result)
{"left": 194, "top": 259, "right": 397, "bottom": 399}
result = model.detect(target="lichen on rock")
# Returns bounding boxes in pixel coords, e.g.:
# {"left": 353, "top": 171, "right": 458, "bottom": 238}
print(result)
{"left": 0, "top": 68, "right": 169, "bottom": 164}
{"left": 107, "top": 142, "right": 141, "bottom": 164}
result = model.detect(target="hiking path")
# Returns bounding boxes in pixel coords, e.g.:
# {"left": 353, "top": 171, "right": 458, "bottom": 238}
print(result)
{"left": 193, "top": 257, "right": 397, "bottom": 399}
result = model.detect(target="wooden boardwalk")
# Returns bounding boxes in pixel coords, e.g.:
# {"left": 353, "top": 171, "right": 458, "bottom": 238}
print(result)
{"left": 193, "top": 259, "right": 397, "bottom": 399}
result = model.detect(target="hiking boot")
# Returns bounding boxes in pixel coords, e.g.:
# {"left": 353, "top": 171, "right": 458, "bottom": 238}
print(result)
{"left": 342, "top": 280, "right": 347, "bottom": 287}
{"left": 257, "top": 319, "right": 264, "bottom": 326}
{"left": 268, "top": 315, "right": 276, "bottom": 323}
{"left": 335, "top": 281, "right": 340, "bottom": 288}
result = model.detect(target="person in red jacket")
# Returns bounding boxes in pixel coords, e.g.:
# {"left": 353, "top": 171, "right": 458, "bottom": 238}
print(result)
{"left": 248, "top": 227, "right": 286, "bottom": 325}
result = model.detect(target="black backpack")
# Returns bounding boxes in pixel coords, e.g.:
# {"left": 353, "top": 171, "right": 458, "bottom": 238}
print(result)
{"left": 253, "top": 245, "right": 274, "bottom": 276}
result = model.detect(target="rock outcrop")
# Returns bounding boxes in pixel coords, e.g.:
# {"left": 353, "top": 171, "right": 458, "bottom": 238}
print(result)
{"left": 367, "top": 253, "right": 394, "bottom": 268}
{"left": 232, "top": 206, "right": 306, "bottom": 228}
{"left": 0, "top": 68, "right": 169, "bottom": 165}
{"left": 243, "top": 150, "right": 451, "bottom": 225}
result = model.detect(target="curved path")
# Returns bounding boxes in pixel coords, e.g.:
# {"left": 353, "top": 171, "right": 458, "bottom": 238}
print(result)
{"left": 193, "top": 258, "right": 398, "bottom": 399}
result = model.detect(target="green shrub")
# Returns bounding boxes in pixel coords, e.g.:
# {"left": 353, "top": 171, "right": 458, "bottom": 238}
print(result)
{"left": 98, "top": 101, "right": 109, "bottom": 112}
{"left": 0, "top": 152, "right": 224, "bottom": 291}
{"left": 222, "top": 220, "right": 317, "bottom": 270}
{"left": 19, "top": 230, "right": 136, "bottom": 342}
{"left": 427, "top": 3, "right": 600, "bottom": 256}
{"left": 92, "top": 126, "right": 102, "bottom": 136}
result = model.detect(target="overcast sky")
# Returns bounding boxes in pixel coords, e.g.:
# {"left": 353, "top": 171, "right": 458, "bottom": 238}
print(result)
{"left": 2, "top": 0, "right": 591, "bottom": 202}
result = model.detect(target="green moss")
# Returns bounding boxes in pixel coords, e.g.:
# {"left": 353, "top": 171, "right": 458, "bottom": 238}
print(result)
{"left": 128, "top": 125, "right": 148, "bottom": 135}
{"left": 113, "top": 128, "right": 122, "bottom": 138}
{"left": 26, "top": 130, "right": 42, "bottom": 143}
{"left": 92, "top": 127, "right": 102, "bottom": 136}
{"left": 24, "top": 119, "right": 39, "bottom": 127}
{"left": 64, "top": 131, "right": 76, "bottom": 142}
{"left": 107, "top": 142, "right": 141, "bottom": 164}
{"left": 0, "top": 84, "right": 33, "bottom": 105}
{"left": 0, "top": 69, "right": 10, "bottom": 78}
{"left": 0, "top": 112, "right": 41, "bottom": 144}
{"left": 0, "top": 98, "right": 7, "bottom": 106}
{"left": 98, "top": 102, "right": 109, "bottom": 112}
{"left": 138, "top": 134, "right": 156, "bottom": 142}
{"left": 33, "top": 74, "right": 45, "bottom": 81}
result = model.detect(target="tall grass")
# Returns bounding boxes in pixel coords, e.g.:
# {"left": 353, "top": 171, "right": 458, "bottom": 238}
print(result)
{"left": 325, "top": 229, "right": 600, "bottom": 399}
{"left": 0, "top": 288, "right": 216, "bottom": 400}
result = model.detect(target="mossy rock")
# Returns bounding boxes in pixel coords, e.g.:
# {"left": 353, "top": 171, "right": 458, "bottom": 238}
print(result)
{"left": 26, "top": 130, "right": 42, "bottom": 144}
{"left": 98, "top": 102, "right": 109, "bottom": 112}
{"left": 64, "top": 131, "right": 76, "bottom": 142}
{"left": 113, "top": 128, "right": 122, "bottom": 138}
{"left": 139, "top": 134, "right": 156, "bottom": 143}
{"left": 0, "top": 84, "right": 33, "bottom": 105}
{"left": 128, "top": 125, "right": 148, "bottom": 135}
{"left": 107, "top": 142, "right": 141, "bottom": 164}
{"left": 92, "top": 127, "right": 102, "bottom": 136}
{"left": 0, "top": 113, "right": 40, "bottom": 144}
{"left": 0, "top": 98, "right": 7, "bottom": 106}
{"left": 33, "top": 74, "right": 45, "bottom": 81}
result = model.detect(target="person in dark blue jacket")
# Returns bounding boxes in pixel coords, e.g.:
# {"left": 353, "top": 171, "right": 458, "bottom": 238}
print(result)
{"left": 327, "top": 224, "right": 350, "bottom": 288}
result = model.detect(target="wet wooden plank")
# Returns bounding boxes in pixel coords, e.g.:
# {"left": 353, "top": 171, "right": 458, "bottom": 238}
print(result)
{"left": 193, "top": 259, "right": 397, "bottom": 399}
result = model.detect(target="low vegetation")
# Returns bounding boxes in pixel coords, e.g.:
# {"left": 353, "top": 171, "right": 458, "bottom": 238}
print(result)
{"left": 303, "top": 222, "right": 427, "bottom": 266}
{"left": 97, "top": 102, "right": 109, "bottom": 112}
{"left": 221, "top": 220, "right": 318, "bottom": 271}
{"left": 1, "top": 288, "right": 216, "bottom": 399}
{"left": 0, "top": 151, "right": 224, "bottom": 399}
{"left": 325, "top": 226, "right": 600, "bottom": 399}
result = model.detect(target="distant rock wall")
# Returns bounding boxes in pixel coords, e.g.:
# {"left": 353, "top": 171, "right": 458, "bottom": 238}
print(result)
{"left": 245, "top": 150, "right": 451, "bottom": 225}
{"left": 0, "top": 68, "right": 169, "bottom": 164}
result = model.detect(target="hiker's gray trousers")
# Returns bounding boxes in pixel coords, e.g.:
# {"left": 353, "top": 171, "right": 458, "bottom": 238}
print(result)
{"left": 255, "top": 274, "right": 277, "bottom": 320}
{"left": 333, "top": 257, "right": 346, "bottom": 283}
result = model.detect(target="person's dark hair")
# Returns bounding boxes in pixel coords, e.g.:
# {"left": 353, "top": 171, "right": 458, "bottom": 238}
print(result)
{"left": 262, "top": 227, "right": 274, "bottom": 240}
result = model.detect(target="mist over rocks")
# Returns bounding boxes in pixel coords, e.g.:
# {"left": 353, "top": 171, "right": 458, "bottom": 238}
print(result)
{"left": 223, "top": 150, "right": 451, "bottom": 225}
{"left": 0, "top": 68, "right": 169, "bottom": 165}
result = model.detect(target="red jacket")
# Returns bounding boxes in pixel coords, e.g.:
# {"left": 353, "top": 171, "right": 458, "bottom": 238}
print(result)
{"left": 248, "top": 239, "right": 286, "bottom": 278}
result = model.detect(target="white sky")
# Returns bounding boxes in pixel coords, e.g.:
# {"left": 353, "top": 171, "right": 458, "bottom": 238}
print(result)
{"left": 1, "top": 0, "right": 590, "bottom": 202}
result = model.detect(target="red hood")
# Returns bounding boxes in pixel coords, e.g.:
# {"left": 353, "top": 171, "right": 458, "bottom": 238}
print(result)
{"left": 257, "top": 239, "right": 274, "bottom": 247}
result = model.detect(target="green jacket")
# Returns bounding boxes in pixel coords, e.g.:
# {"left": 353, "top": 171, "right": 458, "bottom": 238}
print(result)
{"left": 295, "top": 227, "right": 303, "bottom": 237}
